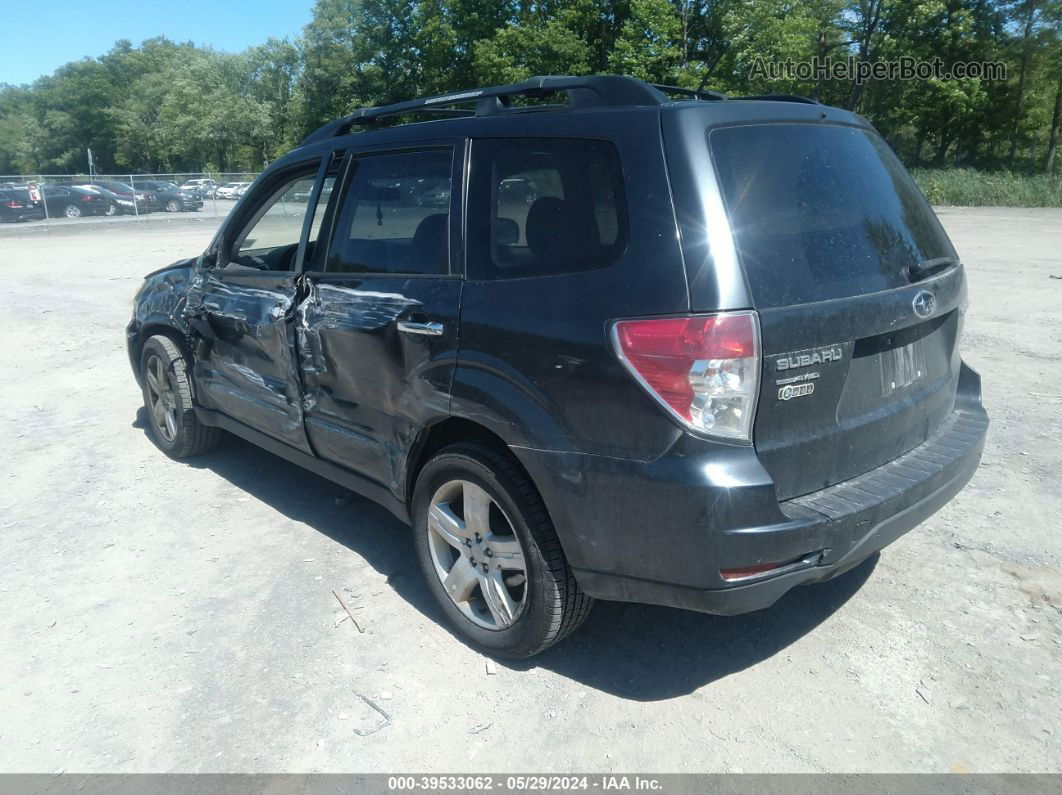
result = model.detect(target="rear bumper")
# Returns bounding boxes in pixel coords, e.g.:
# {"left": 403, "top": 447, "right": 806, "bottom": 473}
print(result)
{"left": 513, "top": 363, "right": 988, "bottom": 616}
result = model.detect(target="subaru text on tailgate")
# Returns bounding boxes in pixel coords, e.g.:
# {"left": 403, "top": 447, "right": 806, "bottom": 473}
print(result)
{"left": 126, "top": 76, "right": 988, "bottom": 657}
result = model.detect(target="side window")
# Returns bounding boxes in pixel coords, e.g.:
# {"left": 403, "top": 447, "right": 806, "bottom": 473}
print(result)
{"left": 325, "top": 149, "right": 452, "bottom": 275}
{"left": 467, "top": 138, "right": 628, "bottom": 280}
{"left": 228, "top": 167, "right": 321, "bottom": 271}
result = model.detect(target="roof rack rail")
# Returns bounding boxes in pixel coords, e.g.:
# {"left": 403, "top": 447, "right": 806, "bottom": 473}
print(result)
{"left": 300, "top": 75, "right": 670, "bottom": 146}
{"left": 652, "top": 84, "right": 727, "bottom": 101}
{"left": 298, "top": 77, "right": 825, "bottom": 147}
{"left": 732, "top": 93, "right": 820, "bottom": 105}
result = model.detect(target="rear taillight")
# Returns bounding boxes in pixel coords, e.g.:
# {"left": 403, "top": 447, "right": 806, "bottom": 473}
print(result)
{"left": 612, "top": 311, "right": 761, "bottom": 442}
{"left": 3, "top": 201, "right": 22, "bottom": 208}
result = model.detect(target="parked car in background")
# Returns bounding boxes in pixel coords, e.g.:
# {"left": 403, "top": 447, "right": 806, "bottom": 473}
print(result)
{"left": 180, "top": 178, "right": 218, "bottom": 199}
{"left": 0, "top": 187, "right": 45, "bottom": 222}
{"left": 415, "top": 182, "right": 451, "bottom": 207}
{"left": 234, "top": 182, "right": 253, "bottom": 198}
{"left": 133, "top": 180, "right": 203, "bottom": 212}
{"left": 499, "top": 175, "right": 538, "bottom": 205}
{"left": 73, "top": 184, "right": 139, "bottom": 215}
{"left": 91, "top": 181, "right": 156, "bottom": 213}
{"left": 216, "top": 182, "right": 251, "bottom": 199}
{"left": 42, "top": 184, "right": 117, "bottom": 218}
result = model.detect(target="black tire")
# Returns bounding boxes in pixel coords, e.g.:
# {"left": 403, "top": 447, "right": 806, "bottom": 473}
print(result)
{"left": 165, "top": 199, "right": 181, "bottom": 213}
{"left": 412, "top": 442, "right": 593, "bottom": 658}
{"left": 140, "top": 335, "right": 220, "bottom": 458}
{"left": 64, "top": 203, "right": 81, "bottom": 218}
{"left": 104, "top": 202, "right": 118, "bottom": 217}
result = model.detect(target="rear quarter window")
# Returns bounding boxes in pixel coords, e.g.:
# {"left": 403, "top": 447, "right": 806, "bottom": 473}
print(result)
{"left": 466, "top": 138, "right": 628, "bottom": 280}
{"left": 710, "top": 123, "right": 954, "bottom": 308}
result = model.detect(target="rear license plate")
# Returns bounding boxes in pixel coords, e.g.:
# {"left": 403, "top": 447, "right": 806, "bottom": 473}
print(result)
{"left": 880, "top": 338, "right": 927, "bottom": 396}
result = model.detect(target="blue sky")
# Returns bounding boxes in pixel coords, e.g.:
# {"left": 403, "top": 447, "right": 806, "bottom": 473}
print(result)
{"left": 0, "top": 0, "right": 316, "bottom": 86}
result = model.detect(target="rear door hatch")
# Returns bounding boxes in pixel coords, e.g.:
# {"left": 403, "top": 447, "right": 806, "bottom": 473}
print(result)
{"left": 708, "top": 120, "right": 965, "bottom": 500}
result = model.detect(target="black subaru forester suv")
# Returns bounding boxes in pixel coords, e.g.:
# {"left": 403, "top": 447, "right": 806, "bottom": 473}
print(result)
{"left": 127, "top": 76, "right": 988, "bottom": 658}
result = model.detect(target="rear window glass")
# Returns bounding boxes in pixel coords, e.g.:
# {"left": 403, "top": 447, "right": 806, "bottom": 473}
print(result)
{"left": 325, "top": 148, "right": 453, "bottom": 276}
{"left": 710, "top": 123, "right": 953, "bottom": 308}
{"left": 467, "top": 138, "right": 628, "bottom": 280}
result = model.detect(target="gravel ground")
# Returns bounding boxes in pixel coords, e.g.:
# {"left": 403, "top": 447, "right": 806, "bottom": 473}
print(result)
{"left": 0, "top": 207, "right": 1059, "bottom": 773}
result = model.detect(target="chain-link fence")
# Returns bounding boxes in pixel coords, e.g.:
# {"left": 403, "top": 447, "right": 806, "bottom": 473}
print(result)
{"left": 0, "top": 172, "right": 261, "bottom": 227}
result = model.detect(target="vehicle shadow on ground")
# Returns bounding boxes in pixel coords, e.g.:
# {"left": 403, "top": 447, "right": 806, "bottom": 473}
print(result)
{"left": 524, "top": 556, "right": 876, "bottom": 700}
{"left": 134, "top": 411, "right": 878, "bottom": 701}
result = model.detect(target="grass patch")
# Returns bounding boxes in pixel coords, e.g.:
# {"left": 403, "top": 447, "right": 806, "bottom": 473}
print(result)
{"left": 911, "top": 168, "right": 1062, "bottom": 207}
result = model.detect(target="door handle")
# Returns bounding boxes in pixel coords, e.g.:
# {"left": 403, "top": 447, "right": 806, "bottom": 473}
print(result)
{"left": 396, "top": 320, "right": 444, "bottom": 337}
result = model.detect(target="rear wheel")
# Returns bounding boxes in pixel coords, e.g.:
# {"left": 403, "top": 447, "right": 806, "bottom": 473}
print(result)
{"left": 140, "top": 335, "right": 220, "bottom": 458}
{"left": 412, "top": 442, "right": 592, "bottom": 658}
{"left": 165, "top": 199, "right": 181, "bottom": 213}
{"left": 64, "top": 204, "right": 81, "bottom": 218}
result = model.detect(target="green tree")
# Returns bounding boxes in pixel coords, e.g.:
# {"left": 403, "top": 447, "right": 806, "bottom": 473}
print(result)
{"left": 609, "top": 0, "right": 685, "bottom": 82}
{"left": 4, "top": 0, "right": 1062, "bottom": 176}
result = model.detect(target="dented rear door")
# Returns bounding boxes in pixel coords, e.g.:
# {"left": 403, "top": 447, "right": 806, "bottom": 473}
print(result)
{"left": 296, "top": 143, "right": 463, "bottom": 494}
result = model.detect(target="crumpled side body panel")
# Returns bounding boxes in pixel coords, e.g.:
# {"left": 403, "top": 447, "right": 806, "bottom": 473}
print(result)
{"left": 184, "top": 268, "right": 310, "bottom": 452}
{"left": 126, "top": 260, "right": 197, "bottom": 381}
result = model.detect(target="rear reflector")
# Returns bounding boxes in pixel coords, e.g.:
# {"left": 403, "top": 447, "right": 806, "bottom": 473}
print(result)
{"left": 721, "top": 551, "right": 826, "bottom": 582}
{"left": 612, "top": 311, "right": 760, "bottom": 441}
{"left": 720, "top": 563, "right": 780, "bottom": 581}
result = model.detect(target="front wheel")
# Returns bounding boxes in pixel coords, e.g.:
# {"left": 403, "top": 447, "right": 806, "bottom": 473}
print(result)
{"left": 140, "top": 335, "right": 220, "bottom": 458}
{"left": 412, "top": 442, "right": 592, "bottom": 658}
{"left": 103, "top": 202, "right": 118, "bottom": 217}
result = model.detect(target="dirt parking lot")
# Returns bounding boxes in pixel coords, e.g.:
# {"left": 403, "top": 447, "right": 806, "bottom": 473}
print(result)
{"left": 0, "top": 208, "right": 1060, "bottom": 773}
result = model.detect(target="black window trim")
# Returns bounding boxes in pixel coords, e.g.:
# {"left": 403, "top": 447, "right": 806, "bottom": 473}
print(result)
{"left": 305, "top": 138, "right": 466, "bottom": 281}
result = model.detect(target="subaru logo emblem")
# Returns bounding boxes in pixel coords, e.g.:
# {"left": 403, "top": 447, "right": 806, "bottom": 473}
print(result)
{"left": 912, "top": 291, "right": 936, "bottom": 318}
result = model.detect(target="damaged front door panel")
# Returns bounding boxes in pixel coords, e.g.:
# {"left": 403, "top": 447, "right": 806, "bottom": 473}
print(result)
{"left": 185, "top": 268, "right": 310, "bottom": 452}
{"left": 182, "top": 161, "right": 328, "bottom": 453}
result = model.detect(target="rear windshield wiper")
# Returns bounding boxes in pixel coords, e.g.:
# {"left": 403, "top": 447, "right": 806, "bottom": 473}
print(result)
{"left": 904, "top": 257, "right": 958, "bottom": 283}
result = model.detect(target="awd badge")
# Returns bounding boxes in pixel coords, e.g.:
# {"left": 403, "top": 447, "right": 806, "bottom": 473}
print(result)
{"left": 778, "top": 382, "right": 815, "bottom": 401}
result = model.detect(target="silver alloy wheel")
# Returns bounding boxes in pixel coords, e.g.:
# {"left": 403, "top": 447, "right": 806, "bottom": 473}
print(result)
{"left": 64, "top": 204, "right": 81, "bottom": 218}
{"left": 426, "top": 479, "right": 528, "bottom": 630}
{"left": 166, "top": 199, "right": 180, "bottom": 212}
{"left": 145, "top": 354, "right": 178, "bottom": 442}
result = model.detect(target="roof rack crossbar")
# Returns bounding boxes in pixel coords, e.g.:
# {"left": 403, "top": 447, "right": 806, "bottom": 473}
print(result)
{"left": 732, "top": 93, "right": 820, "bottom": 105}
{"left": 300, "top": 75, "right": 669, "bottom": 145}
{"left": 651, "top": 84, "right": 727, "bottom": 101}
